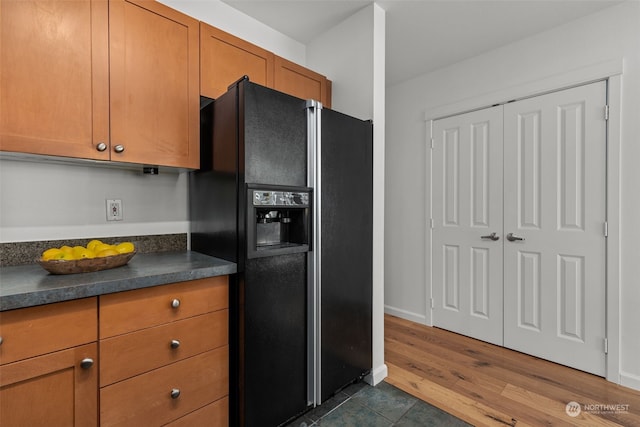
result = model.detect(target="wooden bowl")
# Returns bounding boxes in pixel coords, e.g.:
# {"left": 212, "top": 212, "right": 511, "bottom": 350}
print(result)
{"left": 38, "top": 251, "right": 136, "bottom": 275}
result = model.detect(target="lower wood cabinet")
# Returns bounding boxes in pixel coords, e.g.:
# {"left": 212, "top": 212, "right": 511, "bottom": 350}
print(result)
{"left": 0, "top": 298, "right": 99, "bottom": 426}
{"left": 99, "top": 276, "right": 230, "bottom": 426}
{"left": 0, "top": 276, "right": 229, "bottom": 426}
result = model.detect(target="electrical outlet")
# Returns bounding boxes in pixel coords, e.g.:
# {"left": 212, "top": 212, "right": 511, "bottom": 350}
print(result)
{"left": 106, "top": 199, "right": 123, "bottom": 221}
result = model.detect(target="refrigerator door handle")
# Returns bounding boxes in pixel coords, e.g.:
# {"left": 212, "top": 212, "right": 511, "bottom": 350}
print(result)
{"left": 305, "top": 99, "right": 322, "bottom": 406}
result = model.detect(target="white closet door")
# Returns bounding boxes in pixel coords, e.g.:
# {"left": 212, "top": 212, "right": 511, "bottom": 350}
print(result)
{"left": 432, "top": 106, "right": 504, "bottom": 346}
{"left": 503, "top": 81, "right": 607, "bottom": 376}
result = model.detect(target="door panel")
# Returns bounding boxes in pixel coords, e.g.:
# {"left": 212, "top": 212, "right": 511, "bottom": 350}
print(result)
{"left": 503, "top": 81, "right": 607, "bottom": 376}
{"left": 432, "top": 106, "right": 504, "bottom": 346}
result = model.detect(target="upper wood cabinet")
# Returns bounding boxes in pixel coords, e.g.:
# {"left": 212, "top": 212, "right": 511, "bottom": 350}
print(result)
{"left": 274, "top": 56, "right": 332, "bottom": 108}
{"left": 0, "top": 0, "right": 110, "bottom": 160}
{"left": 109, "top": 0, "right": 200, "bottom": 169}
{"left": 200, "top": 23, "right": 332, "bottom": 108}
{"left": 200, "top": 23, "right": 274, "bottom": 100}
{"left": 0, "top": 0, "right": 199, "bottom": 169}
{"left": 2, "top": 0, "right": 329, "bottom": 169}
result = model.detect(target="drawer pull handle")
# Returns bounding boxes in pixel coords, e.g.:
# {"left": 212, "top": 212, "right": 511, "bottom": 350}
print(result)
{"left": 171, "top": 298, "right": 181, "bottom": 309}
{"left": 170, "top": 388, "right": 181, "bottom": 399}
{"left": 80, "top": 358, "right": 94, "bottom": 369}
{"left": 170, "top": 339, "right": 181, "bottom": 349}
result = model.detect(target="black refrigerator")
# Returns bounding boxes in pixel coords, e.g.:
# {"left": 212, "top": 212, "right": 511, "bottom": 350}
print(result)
{"left": 190, "top": 78, "right": 372, "bottom": 427}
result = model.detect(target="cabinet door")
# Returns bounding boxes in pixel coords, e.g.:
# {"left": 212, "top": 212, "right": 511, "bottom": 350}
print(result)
{"left": 0, "top": 343, "right": 98, "bottom": 426}
{"left": 274, "top": 56, "right": 331, "bottom": 108}
{"left": 0, "top": 0, "right": 109, "bottom": 160}
{"left": 109, "top": 0, "right": 199, "bottom": 168}
{"left": 200, "top": 23, "right": 274, "bottom": 99}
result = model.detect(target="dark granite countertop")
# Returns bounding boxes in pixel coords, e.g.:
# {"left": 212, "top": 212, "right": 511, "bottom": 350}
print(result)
{"left": 0, "top": 251, "right": 236, "bottom": 311}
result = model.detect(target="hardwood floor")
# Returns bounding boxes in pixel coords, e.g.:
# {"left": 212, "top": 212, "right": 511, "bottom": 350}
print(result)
{"left": 384, "top": 314, "right": 640, "bottom": 427}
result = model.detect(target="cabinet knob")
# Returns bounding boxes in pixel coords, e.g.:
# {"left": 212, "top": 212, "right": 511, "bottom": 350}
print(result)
{"left": 80, "top": 358, "right": 94, "bottom": 369}
{"left": 113, "top": 144, "right": 125, "bottom": 153}
{"left": 170, "top": 339, "right": 181, "bottom": 349}
{"left": 170, "top": 388, "right": 181, "bottom": 399}
{"left": 96, "top": 142, "right": 108, "bottom": 152}
{"left": 0, "top": 336, "right": 3, "bottom": 346}
{"left": 171, "top": 298, "right": 180, "bottom": 309}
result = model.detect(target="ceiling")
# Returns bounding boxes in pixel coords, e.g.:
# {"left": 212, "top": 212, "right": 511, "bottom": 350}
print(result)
{"left": 221, "top": 0, "right": 622, "bottom": 86}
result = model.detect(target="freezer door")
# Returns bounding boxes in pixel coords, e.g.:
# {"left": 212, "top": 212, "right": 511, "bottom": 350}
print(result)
{"left": 242, "top": 253, "right": 308, "bottom": 426}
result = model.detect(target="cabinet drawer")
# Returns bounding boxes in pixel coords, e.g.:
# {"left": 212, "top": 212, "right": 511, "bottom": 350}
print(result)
{"left": 100, "top": 347, "right": 228, "bottom": 427}
{"left": 0, "top": 298, "right": 97, "bottom": 365}
{"left": 165, "top": 397, "right": 228, "bottom": 427}
{"left": 100, "top": 310, "right": 228, "bottom": 386}
{"left": 99, "top": 276, "right": 228, "bottom": 338}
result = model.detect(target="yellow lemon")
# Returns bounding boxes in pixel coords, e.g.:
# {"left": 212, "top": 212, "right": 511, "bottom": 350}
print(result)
{"left": 96, "top": 248, "right": 119, "bottom": 258}
{"left": 41, "top": 248, "right": 63, "bottom": 261}
{"left": 87, "top": 239, "right": 103, "bottom": 252}
{"left": 94, "top": 243, "right": 115, "bottom": 253}
{"left": 60, "top": 252, "right": 76, "bottom": 261}
{"left": 115, "top": 242, "right": 135, "bottom": 254}
{"left": 74, "top": 248, "right": 95, "bottom": 259}
{"left": 72, "top": 245, "right": 87, "bottom": 257}
{"left": 59, "top": 245, "right": 74, "bottom": 254}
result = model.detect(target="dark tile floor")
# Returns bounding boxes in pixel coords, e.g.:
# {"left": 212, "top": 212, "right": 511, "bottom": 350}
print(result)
{"left": 285, "top": 381, "right": 471, "bottom": 426}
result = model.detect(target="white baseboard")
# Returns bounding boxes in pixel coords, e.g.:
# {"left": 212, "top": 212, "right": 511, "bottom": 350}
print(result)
{"left": 384, "top": 305, "right": 428, "bottom": 325}
{"left": 619, "top": 371, "right": 640, "bottom": 392}
{"left": 364, "top": 363, "right": 388, "bottom": 386}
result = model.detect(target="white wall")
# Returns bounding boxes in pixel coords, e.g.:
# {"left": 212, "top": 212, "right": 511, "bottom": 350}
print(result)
{"left": 0, "top": 157, "right": 189, "bottom": 242}
{"left": 384, "top": 0, "right": 640, "bottom": 389}
{"left": 307, "top": 5, "right": 374, "bottom": 121}
{"left": 307, "top": 4, "right": 388, "bottom": 385}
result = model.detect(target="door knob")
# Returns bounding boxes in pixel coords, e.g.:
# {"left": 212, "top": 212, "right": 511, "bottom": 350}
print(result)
{"left": 506, "top": 233, "right": 525, "bottom": 242}
{"left": 481, "top": 232, "right": 500, "bottom": 241}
